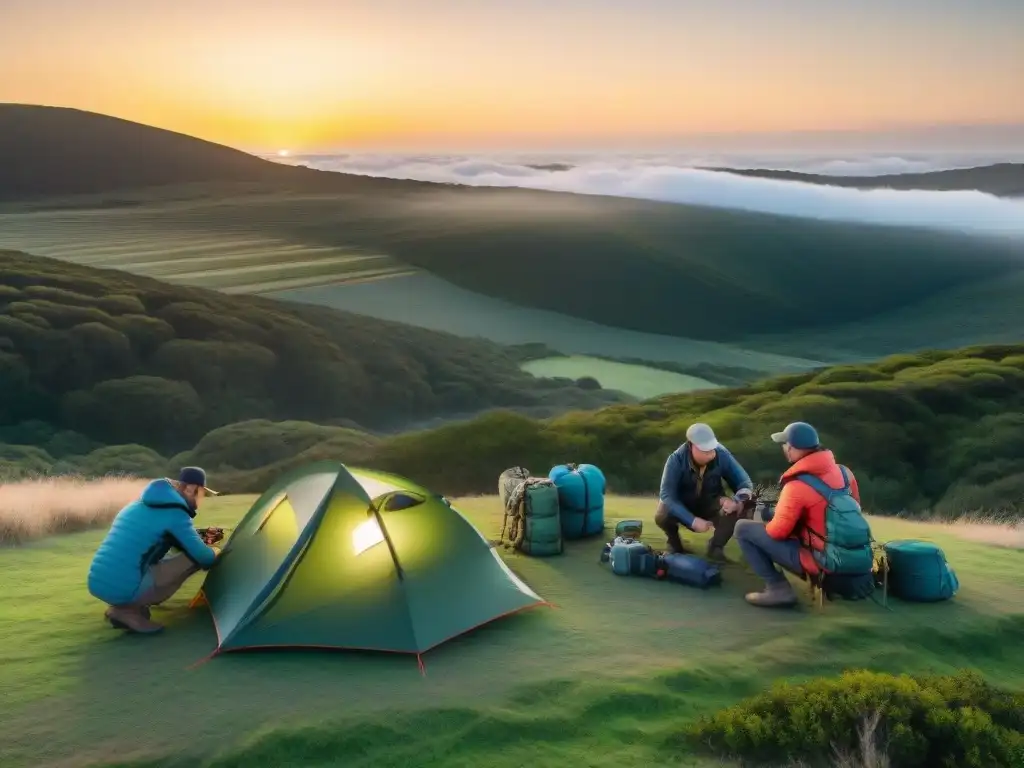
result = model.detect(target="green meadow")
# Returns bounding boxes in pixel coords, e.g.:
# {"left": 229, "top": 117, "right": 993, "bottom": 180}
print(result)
{"left": 2, "top": 495, "right": 1021, "bottom": 768}
{"left": 521, "top": 355, "right": 719, "bottom": 398}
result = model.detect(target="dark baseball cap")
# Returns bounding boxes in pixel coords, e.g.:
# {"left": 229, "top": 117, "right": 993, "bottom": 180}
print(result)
{"left": 770, "top": 422, "right": 820, "bottom": 450}
{"left": 178, "top": 466, "right": 220, "bottom": 495}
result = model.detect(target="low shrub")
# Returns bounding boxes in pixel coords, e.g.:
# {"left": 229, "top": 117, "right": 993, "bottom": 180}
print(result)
{"left": 683, "top": 669, "right": 1024, "bottom": 768}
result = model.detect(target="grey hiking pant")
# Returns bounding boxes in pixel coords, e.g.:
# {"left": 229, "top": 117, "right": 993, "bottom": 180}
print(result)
{"left": 735, "top": 519, "right": 804, "bottom": 584}
{"left": 130, "top": 553, "right": 202, "bottom": 607}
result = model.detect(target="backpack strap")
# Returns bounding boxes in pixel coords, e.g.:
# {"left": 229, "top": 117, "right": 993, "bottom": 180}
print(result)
{"left": 791, "top": 469, "right": 849, "bottom": 554}
{"left": 794, "top": 467, "right": 850, "bottom": 501}
{"left": 575, "top": 465, "right": 590, "bottom": 538}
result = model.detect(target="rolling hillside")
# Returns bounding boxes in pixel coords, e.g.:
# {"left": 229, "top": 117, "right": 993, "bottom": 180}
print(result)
{"left": 2, "top": 105, "right": 1022, "bottom": 363}
{"left": 703, "top": 163, "right": 1024, "bottom": 197}
{"left": 0, "top": 250, "right": 626, "bottom": 457}
{"left": 4, "top": 339, "right": 1022, "bottom": 522}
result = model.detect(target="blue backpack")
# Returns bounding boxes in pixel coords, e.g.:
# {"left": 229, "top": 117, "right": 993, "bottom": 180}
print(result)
{"left": 603, "top": 537, "right": 660, "bottom": 577}
{"left": 882, "top": 540, "right": 960, "bottom": 602}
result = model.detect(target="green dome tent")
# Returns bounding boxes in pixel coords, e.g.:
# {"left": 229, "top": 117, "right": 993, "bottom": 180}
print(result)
{"left": 192, "top": 461, "right": 549, "bottom": 669}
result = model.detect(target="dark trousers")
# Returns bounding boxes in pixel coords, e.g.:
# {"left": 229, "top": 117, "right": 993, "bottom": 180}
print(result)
{"left": 735, "top": 519, "right": 804, "bottom": 584}
{"left": 654, "top": 501, "right": 751, "bottom": 552}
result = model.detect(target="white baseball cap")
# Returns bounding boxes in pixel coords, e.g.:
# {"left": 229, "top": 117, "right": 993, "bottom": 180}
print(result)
{"left": 686, "top": 422, "right": 719, "bottom": 452}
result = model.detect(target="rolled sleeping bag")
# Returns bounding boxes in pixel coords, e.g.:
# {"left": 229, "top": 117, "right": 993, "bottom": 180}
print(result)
{"left": 549, "top": 463, "right": 606, "bottom": 540}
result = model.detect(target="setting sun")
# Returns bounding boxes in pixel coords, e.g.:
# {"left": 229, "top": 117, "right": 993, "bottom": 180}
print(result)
{"left": 278, "top": 150, "right": 290, "bottom": 157}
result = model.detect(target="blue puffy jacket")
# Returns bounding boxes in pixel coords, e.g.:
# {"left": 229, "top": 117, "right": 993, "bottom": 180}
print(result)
{"left": 87, "top": 479, "right": 218, "bottom": 605}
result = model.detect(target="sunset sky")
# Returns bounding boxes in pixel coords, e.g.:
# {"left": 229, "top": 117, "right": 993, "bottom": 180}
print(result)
{"left": 2, "top": 0, "right": 1022, "bottom": 152}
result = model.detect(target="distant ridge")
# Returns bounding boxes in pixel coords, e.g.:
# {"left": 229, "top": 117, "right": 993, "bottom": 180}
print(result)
{"left": 0, "top": 104, "right": 433, "bottom": 200}
{"left": 701, "top": 163, "right": 1024, "bottom": 197}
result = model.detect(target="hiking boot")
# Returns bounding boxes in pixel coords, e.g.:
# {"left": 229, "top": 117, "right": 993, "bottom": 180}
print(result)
{"left": 106, "top": 606, "right": 150, "bottom": 624}
{"left": 706, "top": 544, "right": 733, "bottom": 564}
{"left": 745, "top": 579, "right": 798, "bottom": 608}
{"left": 105, "top": 606, "right": 164, "bottom": 634}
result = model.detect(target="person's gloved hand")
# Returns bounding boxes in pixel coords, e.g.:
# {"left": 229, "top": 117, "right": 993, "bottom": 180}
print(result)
{"left": 211, "top": 545, "right": 222, "bottom": 557}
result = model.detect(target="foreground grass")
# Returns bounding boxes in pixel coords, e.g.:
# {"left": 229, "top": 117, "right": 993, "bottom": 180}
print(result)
{"left": 2, "top": 495, "right": 1021, "bottom": 768}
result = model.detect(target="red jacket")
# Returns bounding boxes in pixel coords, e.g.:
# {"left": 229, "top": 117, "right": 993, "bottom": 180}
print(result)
{"left": 765, "top": 449, "right": 860, "bottom": 576}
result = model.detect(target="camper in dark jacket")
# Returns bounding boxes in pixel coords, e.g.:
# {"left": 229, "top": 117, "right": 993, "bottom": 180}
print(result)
{"left": 87, "top": 467, "right": 222, "bottom": 634}
{"left": 654, "top": 423, "right": 754, "bottom": 562}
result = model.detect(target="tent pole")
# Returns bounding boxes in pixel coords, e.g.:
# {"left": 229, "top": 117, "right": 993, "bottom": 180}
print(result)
{"left": 370, "top": 501, "right": 405, "bottom": 581}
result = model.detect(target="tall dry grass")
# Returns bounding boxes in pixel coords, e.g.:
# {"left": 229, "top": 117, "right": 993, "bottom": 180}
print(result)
{"left": 884, "top": 510, "right": 1024, "bottom": 550}
{"left": 0, "top": 475, "right": 147, "bottom": 546}
{"left": 946, "top": 519, "right": 1024, "bottom": 549}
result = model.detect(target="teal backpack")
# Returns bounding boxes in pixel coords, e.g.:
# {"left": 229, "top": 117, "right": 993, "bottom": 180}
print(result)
{"left": 498, "top": 470, "right": 563, "bottom": 557}
{"left": 882, "top": 540, "right": 960, "bottom": 602}
{"left": 795, "top": 466, "right": 875, "bottom": 577}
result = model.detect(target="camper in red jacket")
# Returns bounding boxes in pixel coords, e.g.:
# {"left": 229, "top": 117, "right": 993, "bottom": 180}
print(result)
{"left": 734, "top": 422, "right": 860, "bottom": 607}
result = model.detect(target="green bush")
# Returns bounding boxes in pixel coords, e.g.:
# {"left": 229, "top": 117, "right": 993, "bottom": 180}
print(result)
{"left": 683, "top": 669, "right": 1024, "bottom": 768}
{"left": 0, "top": 444, "right": 56, "bottom": 478}
{"left": 75, "top": 444, "right": 168, "bottom": 478}
{"left": 61, "top": 375, "right": 207, "bottom": 452}
{"left": 333, "top": 342, "right": 1024, "bottom": 515}
{"left": 175, "top": 419, "right": 379, "bottom": 472}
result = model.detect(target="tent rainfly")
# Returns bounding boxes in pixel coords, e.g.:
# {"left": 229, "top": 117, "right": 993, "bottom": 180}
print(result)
{"left": 190, "top": 462, "right": 549, "bottom": 671}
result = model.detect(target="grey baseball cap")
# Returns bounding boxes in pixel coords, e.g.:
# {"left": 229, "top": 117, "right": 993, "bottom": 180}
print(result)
{"left": 686, "top": 422, "right": 719, "bottom": 452}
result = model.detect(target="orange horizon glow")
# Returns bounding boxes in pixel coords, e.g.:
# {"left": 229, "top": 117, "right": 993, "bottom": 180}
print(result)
{"left": 2, "top": 1, "right": 1022, "bottom": 153}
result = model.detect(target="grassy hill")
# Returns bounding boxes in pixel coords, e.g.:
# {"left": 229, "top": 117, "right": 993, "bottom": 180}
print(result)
{"left": 2, "top": 106, "right": 1022, "bottom": 363}
{"left": 1, "top": 494, "right": 1021, "bottom": 767}
{"left": 0, "top": 250, "right": 625, "bottom": 459}
{"left": 8, "top": 180, "right": 1019, "bottom": 349}
{"left": 703, "top": 163, "right": 1024, "bottom": 197}
{"left": 334, "top": 341, "right": 1024, "bottom": 519}
{"left": 4, "top": 341, "right": 1023, "bottom": 524}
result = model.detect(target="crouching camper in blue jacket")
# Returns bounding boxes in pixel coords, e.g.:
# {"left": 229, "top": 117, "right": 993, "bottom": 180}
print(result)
{"left": 87, "top": 467, "right": 222, "bottom": 634}
{"left": 654, "top": 423, "right": 754, "bottom": 563}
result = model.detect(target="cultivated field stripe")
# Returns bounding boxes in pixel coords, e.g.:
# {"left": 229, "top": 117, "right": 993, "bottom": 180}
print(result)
{"left": 139, "top": 254, "right": 394, "bottom": 280}
{"left": 221, "top": 268, "right": 418, "bottom": 294}
{"left": 89, "top": 243, "right": 350, "bottom": 268}
{"left": 43, "top": 237, "right": 281, "bottom": 262}
{"left": 113, "top": 246, "right": 371, "bottom": 273}
{"left": 156, "top": 254, "right": 394, "bottom": 281}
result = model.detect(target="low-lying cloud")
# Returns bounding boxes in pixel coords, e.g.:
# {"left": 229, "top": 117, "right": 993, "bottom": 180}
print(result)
{"left": 286, "top": 153, "right": 1024, "bottom": 238}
